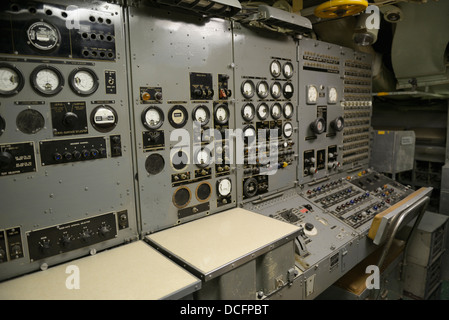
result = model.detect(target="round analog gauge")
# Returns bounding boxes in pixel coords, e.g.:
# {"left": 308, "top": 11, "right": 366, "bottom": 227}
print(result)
{"left": 217, "top": 178, "right": 232, "bottom": 197}
{"left": 283, "top": 62, "right": 294, "bottom": 79}
{"left": 283, "top": 82, "right": 294, "bottom": 99}
{"left": 271, "top": 103, "right": 282, "bottom": 120}
{"left": 256, "top": 103, "right": 269, "bottom": 120}
{"left": 214, "top": 104, "right": 229, "bottom": 125}
{"left": 0, "top": 64, "right": 24, "bottom": 96}
{"left": 256, "top": 81, "right": 269, "bottom": 99}
{"left": 168, "top": 105, "right": 188, "bottom": 128}
{"left": 195, "top": 147, "right": 212, "bottom": 168}
{"left": 310, "top": 117, "right": 326, "bottom": 135}
{"left": 91, "top": 105, "right": 118, "bottom": 132}
{"left": 27, "top": 21, "right": 60, "bottom": 52}
{"left": 270, "top": 82, "right": 282, "bottom": 99}
{"left": 241, "top": 80, "right": 255, "bottom": 99}
{"left": 328, "top": 87, "right": 338, "bottom": 104}
{"left": 241, "top": 103, "right": 255, "bottom": 122}
{"left": 192, "top": 105, "right": 210, "bottom": 126}
{"left": 243, "top": 125, "right": 256, "bottom": 143}
{"left": 270, "top": 60, "right": 282, "bottom": 78}
{"left": 283, "top": 122, "right": 293, "bottom": 138}
{"left": 142, "top": 106, "right": 164, "bottom": 130}
{"left": 69, "top": 68, "right": 99, "bottom": 96}
{"left": 283, "top": 102, "right": 294, "bottom": 119}
{"left": 243, "top": 177, "right": 258, "bottom": 198}
{"left": 30, "top": 65, "right": 64, "bottom": 96}
{"left": 306, "top": 85, "right": 318, "bottom": 104}
{"left": 331, "top": 116, "right": 344, "bottom": 132}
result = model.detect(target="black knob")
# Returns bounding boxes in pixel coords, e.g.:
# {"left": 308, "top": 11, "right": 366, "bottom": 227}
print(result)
{"left": 305, "top": 223, "right": 314, "bottom": 231}
{"left": 90, "top": 149, "right": 99, "bottom": 157}
{"left": 64, "top": 152, "right": 73, "bottom": 160}
{"left": 81, "top": 149, "right": 90, "bottom": 158}
{"left": 98, "top": 148, "right": 107, "bottom": 157}
{"left": 81, "top": 230, "right": 92, "bottom": 243}
{"left": 53, "top": 153, "right": 63, "bottom": 161}
{"left": 39, "top": 239, "right": 51, "bottom": 253}
{"left": 99, "top": 225, "right": 111, "bottom": 237}
{"left": 72, "top": 150, "right": 81, "bottom": 160}
{"left": 63, "top": 112, "right": 79, "bottom": 128}
{"left": 61, "top": 234, "right": 72, "bottom": 248}
{"left": 331, "top": 116, "right": 344, "bottom": 132}
{"left": 154, "top": 91, "right": 162, "bottom": 101}
{"left": 193, "top": 88, "right": 203, "bottom": 98}
{"left": 0, "top": 151, "right": 13, "bottom": 169}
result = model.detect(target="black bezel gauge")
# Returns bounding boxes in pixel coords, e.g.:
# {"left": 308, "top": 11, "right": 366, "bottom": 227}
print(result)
{"left": 30, "top": 65, "right": 64, "bottom": 96}
{"left": 0, "top": 63, "right": 25, "bottom": 97}
{"left": 282, "top": 82, "right": 294, "bottom": 99}
{"left": 269, "top": 60, "right": 282, "bottom": 78}
{"left": 168, "top": 105, "right": 188, "bottom": 128}
{"left": 91, "top": 105, "right": 118, "bottom": 133}
{"left": 270, "top": 103, "right": 282, "bottom": 120}
{"left": 256, "top": 80, "right": 269, "bottom": 99}
{"left": 283, "top": 102, "right": 294, "bottom": 119}
{"left": 282, "top": 62, "right": 294, "bottom": 79}
{"left": 68, "top": 67, "right": 99, "bottom": 96}
{"left": 256, "top": 103, "right": 269, "bottom": 121}
{"left": 283, "top": 121, "right": 293, "bottom": 138}
{"left": 192, "top": 105, "right": 210, "bottom": 127}
{"left": 270, "top": 82, "right": 282, "bottom": 99}
{"left": 27, "top": 21, "right": 60, "bottom": 52}
{"left": 241, "top": 80, "right": 255, "bottom": 99}
{"left": 142, "top": 106, "right": 164, "bottom": 130}
{"left": 214, "top": 104, "right": 230, "bottom": 125}
{"left": 241, "top": 103, "right": 255, "bottom": 122}
{"left": 217, "top": 178, "right": 232, "bottom": 197}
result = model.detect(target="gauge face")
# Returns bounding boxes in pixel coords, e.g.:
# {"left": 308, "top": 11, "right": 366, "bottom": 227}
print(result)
{"left": 283, "top": 82, "right": 294, "bottom": 99}
{"left": 195, "top": 148, "right": 211, "bottom": 168}
{"left": 214, "top": 104, "right": 229, "bottom": 125}
{"left": 283, "top": 102, "right": 293, "bottom": 119}
{"left": 192, "top": 105, "right": 210, "bottom": 126}
{"left": 328, "top": 87, "right": 338, "bottom": 104}
{"left": 257, "top": 103, "right": 269, "bottom": 120}
{"left": 270, "top": 82, "right": 282, "bottom": 99}
{"left": 31, "top": 65, "right": 64, "bottom": 96}
{"left": 69, "top": 68, "right": 99, "bottom": 96}
{"left": 283, "top": 122, "right": 293, "bottom": 138}
{"left": 168, "top": 105, "right": 188, "bottom": 128}
{"left": 241, "top": 80, "right": 255, "bottom": 99}
{"left": 310, "top": 117, "right": 326, "bottom": 134}
{"left": 241, "top": 103, "right": 255, "bottom": 122}
{"left": 256, "top": 81, "right": 269, "bottom": 99}
{"left": 27, "top": 21, "right": 60, "bottom": 51}
{"left": 270, "top": 60, "right": 282, "bottom": 78}
{"left": 306, "top": 85, "right": 318, "bottom": 104}
{"left": 0, "top": 64, "right": 24, "bottom": 96}
{"left": 243, "top": 125, "right": 256, "bottom": 144}
{"left": 142, "top": 106, "right": 164, "bottom": 130}
{"left": 91, "top": 105, "right": 118, "bottom": 132}
{"left": 271, "top": 103, "right": 282, "bottom": 120}
{"left": 217, "top": 178, "right": 232, "bottom": 197}
{"left": 331, "top": 116, "right": 344, "bottom": 131}
{"left": 283, "top": 62, "right": 294, "bottom": 79}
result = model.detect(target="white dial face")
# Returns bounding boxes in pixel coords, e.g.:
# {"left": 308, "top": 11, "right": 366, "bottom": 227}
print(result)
{"left": 242, "top": 104, "right": 254, "bottom": 121}
{"left": 94, "top": 107, "right": 116, "bottom": 125}
{"left": 73, "top": 70, "right": 95, "bottom": 92}
{"left": 242, "top": 80, "right": 254, "bottom": 98}
{"left": 244, "top": 127, "right": 256, "bottom": 138}
{"left": 0, "top": 67, "right": 20, "bottom": 92}
{"left": 35, "top": 68, "right": 60, "bottom": 92}
{"left": 307, "top": 85, "right": 318, "bottom": 104}
{"left": 271, "top": 83, "right": 281, "bottom": 98}
{"left": 271, "top": 104, "right": 281, "bottom": 119}
{"left": 194, "top": 107, "right": 208, "bottom": 124}
{"left": 284, "top": 103, "right": 293, "bottom": 118}
{"left": 215, "top": 106, "right": 228, "bottom": 122}
{"left": 257, "top": 81, "right": 268, "bottom": 98}
{"left": 145, "top": 108, "right": 162, "bottom": 127}
{"left": 257, "top": 103, "right": 268, "bottom": 119}
{"left": 283, "top": 62, "right": 294, "bottom": 78}
{"left": 328, "top": 87, "right": 338, "bottom": 103}
{"left": 283, "top": 122, "right": 293, "bottom": 138}
{"left": 218, "top": 179, "right": 232, "bottom": 196}
{"left": 196, "top": 149, "right": 210, "bottom": 166}
{"left": 270, "top": 60, "right": 281, "bottom": 77}
{"left": 171, "top": 108, "right": 186, "bottom": 125}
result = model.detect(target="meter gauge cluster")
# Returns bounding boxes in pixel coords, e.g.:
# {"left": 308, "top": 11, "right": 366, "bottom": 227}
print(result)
{"left": 306, "top": 84, "right": 339, "bottom": 105}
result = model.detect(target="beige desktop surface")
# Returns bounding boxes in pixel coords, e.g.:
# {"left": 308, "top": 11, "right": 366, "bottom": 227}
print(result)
{"left": 146, "top": 208, "right": 300, "bottom": 275}
{"left": 0, "top": 241, "right": 200, "bottom": 300}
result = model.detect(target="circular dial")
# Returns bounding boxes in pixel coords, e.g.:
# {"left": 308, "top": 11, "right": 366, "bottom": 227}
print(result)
{"left": 256, "top": 81, "right": 269, "bottom": 99}
{"left": 270, "top": 82, "right": 282, "bottom": 99}
{"left": 270, "top": 103, "right": 282, "bottom": 120}
{"left": 307, "top": 85, "right": 318, "bottom": 104}
{"left": 243, "top": 177, "right": 258, "bottom": 198}
{"left": 310, "top": 117, "right": 326, "bottom": 134}
{"left": 192, "top": 105, "right": 210, "bottom": 126}
{"left": 0, "top": 64, "right": 24, "bottom": 96}
{"left": 31, "top": 65, "right": 64, "bottom": 96}
{"left": 168, "top": 105, "right": 188, "bottom": 128}
{"left": 27, "top": 21, "right": 60, "bottom": 51}
{"left": 256, "top": 103, "right": 269, "bottom": 120}
{"left": 91, "top": 105, "right": 118, "bottom": 132}
{"left": 243, "top": 125, "right": 256, "bottom": 144}
{"left": 196, "top": 182, "right": 212, "bottom": 202}
{"left": 283, "top": 122, "right": 293, "bottom": 138}
{"left": 214, "top": 104, "right": 229, "bottom": 125}
{"left": 283, "top": 62, "right": 294, "bottom": 79}
{"left": 69, "top": 68, "right": 99, "bottom": 96}
{"left": 270, "top": 60, "right": 282, "bottom": 78}
{"left": 283, "top": 82, "right": 294, "bottom": 99}
{"left": 195, "top": 148, "right": 212, "bottom": 168}
{"left": 142, "top": 106, "right": 164, "bottom": 130}
{"left": 173, "top": 187, "right": 191, "bottom": 208}
{"left": 328, "top": 87, "right": 338, "bottom": 104}
{"left": 241, "top": 103, "right": 255, "bottom": 122}
{"left": 283, "top": 102, "right": 293, "bottom": 119}
{"left": 217, "top": 178, "right": 232, "bottom": 197}
{"left": 241, "top": 80, "right": 255, "bottom": 99}
{"left": 331, "top": 116, "right": 344, "bottom": 132}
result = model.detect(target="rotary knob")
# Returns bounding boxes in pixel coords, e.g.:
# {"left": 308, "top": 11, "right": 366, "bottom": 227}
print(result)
{"left": 0, "top": 151, "right": 14, "bottom": 169}
{"left": 63, "top": 112, "right": 79, "bottom": 128}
